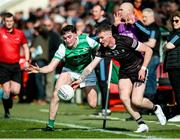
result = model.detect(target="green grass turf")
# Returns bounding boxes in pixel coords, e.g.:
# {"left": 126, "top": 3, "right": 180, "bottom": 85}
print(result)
{"left": 0, "top": 101, "right": 180, "bottom": 138}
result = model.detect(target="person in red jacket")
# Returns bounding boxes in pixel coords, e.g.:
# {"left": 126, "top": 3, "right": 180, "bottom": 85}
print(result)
{"left": 0, "top": 12, "right": 30, "bottom": 118}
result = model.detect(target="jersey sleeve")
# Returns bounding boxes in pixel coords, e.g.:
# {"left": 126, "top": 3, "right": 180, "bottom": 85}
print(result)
{"left": 21, "top": 31, "right": 28, "bottom": 44}
{"left": 168, "top": 34, "right": 180, "bottom": 47}
{"left": 116, "top": 35, "right": 139, "bottom": 50}
{"left": 134, "top": 21, "right": 151, "bottom": 36}
{"left": 149, "top": 26, "right": 160, "bottom": 40}
{"left": 86, "top": 36, "right": 100, "bottom": 50}
{"left": 53, "top": 43, "right": 66, "bottom": 61}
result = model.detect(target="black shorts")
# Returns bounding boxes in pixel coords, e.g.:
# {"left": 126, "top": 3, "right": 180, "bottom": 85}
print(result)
{"left": 119, "top": 69, "right": 148, "bottom": 84}
{"left": 0, "top": 62, "right": 21, "bottom": 84}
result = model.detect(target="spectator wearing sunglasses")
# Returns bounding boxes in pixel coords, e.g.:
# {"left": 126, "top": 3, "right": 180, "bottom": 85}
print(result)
{"left": 164, "top": 11, "right": 180, "bottom": 122}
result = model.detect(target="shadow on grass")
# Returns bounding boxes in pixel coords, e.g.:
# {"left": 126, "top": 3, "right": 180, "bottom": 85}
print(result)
{"left": 28, "top": 127, "right": 130, "bottom": 132}
{"left": 81, "top": 115, "right": 120, "bottom": 121}
{"left": 101, "top": 127, "right": 130, "bottom": 132}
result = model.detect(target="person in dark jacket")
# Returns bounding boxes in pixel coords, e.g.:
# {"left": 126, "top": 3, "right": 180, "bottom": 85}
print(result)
{"left": 43, "top": 19, "right": 63, "bottom": 102}
{"left": 133, "top": 8, "right": 161, "bottom": 108}
{"left": 164, "top": 11, "right": 180, "bottom": 122}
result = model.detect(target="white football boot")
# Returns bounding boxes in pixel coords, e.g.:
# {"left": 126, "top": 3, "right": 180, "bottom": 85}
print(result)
{"left": 134, "top": 124, "right": 149, "bottom": 133}
{"left": 154, "top": 105, "right": 167, "bottom": 125}
{"left": 168, "top": 115, "right": 180, "bottom": 122}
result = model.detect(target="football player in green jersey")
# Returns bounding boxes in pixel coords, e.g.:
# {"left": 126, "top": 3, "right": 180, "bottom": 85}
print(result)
{"left": 28, "top": 25, "right": 100, "bottom": 131}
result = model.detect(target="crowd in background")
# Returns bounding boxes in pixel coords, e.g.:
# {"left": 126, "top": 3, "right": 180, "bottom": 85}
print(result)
{"left": 0, "top": 0, "right": 179, "bottom": 114}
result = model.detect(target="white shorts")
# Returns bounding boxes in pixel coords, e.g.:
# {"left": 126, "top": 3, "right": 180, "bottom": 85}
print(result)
{"left": 62, "top": 67, "right": 97, "bottom": 88}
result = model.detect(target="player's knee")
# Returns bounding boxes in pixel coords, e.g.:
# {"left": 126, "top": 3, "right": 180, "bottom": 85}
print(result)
{"left": 120, "top": 95, "right": 130, "bottom": 104}
{"left": 11, "top": 89, "right": 20, "bottom": 95}
{"left": 52, "top": 92, "right": 57, "bottom": 97}
{"left": 89, "top": 102, "right": 97, "bottom": 108}
{"left": 52, "top": 92, "right": 59, "bottom": 101}
{"left": 132, "top": 98, "right": 142, "bottom": 107}
{"left": 3, "top": 89, "right": 11, "bottom": 94}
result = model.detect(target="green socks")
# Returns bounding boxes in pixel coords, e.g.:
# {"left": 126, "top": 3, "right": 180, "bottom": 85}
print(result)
{"left": 48, "top": 119, "right": 55, "bottom": 128}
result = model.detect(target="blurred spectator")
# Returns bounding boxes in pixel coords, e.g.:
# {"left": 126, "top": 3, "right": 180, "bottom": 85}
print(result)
{"left": 98, "top": 0, "right": 115, "bottom": 14}
{"left": 35, "top": 8, "right": 45, "bottom": 20}
{"left": 133, "top": 0, "right": 143, "bottom": 21}
{"left": 92, "top": 4, "right": 111, "bottom": 29}
{"left": 113, "top": 2, "right": 139, "bottom": 40}
{"left": 133, "top": 8, "right": 161, "bottom": 114}
{"left": 23, "top": 19, "right": 35, "bottom": 46}
{"left": 43, "top": 18, "right": 63, "bottom": 102}
{"left": 0, "top": 12, "right": 6, "bottom": 27}
{"left": 164, "top": 11, "right": 180, "bottom": 122}
{"left": 30, "top": 21, "right": 49, "bottom": 105}
{"left": 53, "top": 14, "right": 65, "bottom": 34}
{"left": 165, "top": 0, "right": 180, "bottom": 30}
{"left": 143, "top": 8, "right": 161, "bottom": 104}
{"left": 75, "top": 19, "right": 86, "bottom": 35}
{"left": 65, "top": 1, "right": 80, "bottom": 25}
{"left": 14, "top": 11, "right": 25, "bottom": 29}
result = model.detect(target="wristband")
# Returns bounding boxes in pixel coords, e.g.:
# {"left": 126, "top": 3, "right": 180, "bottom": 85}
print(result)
{"left": 78, "top": 78, "right": 83, "bottom": 83}
{"left": 141, "top": 66, "right": 147, "bottom": 70}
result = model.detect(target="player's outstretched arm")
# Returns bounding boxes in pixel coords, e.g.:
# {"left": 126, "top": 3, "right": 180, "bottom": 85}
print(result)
{"left": 71, "top": 57, "right": 102, "bottom": 89}
{"left": 27, "top": 64, "right": 40, "bottom": 74}
{"left": 27, "top": 58, "right": 60, "bottom": 74}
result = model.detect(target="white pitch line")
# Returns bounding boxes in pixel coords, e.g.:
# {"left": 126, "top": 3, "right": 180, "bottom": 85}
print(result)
{"left": 39, "top": 109, "right": 180, "bottom": 127}
{"left": 12, "top": 117, "right": 150, "bottom": 138}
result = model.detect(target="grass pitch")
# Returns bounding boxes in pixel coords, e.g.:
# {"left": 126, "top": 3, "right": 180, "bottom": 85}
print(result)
{"left": 0, "top": 101, "right": 180, "bottom": 138}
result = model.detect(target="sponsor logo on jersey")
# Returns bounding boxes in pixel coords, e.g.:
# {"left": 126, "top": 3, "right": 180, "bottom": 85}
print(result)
{"left": 2, "top": 34, "right": 8, "bottom": 39}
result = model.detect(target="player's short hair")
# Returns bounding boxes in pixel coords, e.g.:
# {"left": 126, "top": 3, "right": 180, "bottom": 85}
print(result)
{"left": 2, "top": 12, "right": 14, "bottom": 20}
{"left": 96, "top": 24, "right": 112, "bottom": 34}
{"left": 60, "top": 25, "right": 77, "bottom": 35}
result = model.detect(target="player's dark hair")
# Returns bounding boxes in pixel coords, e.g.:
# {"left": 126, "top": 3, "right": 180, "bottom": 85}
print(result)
{"left": 96, "top": 24, "right": 112, "bottom": 34}
{"left": 60, "top": 25, "right": 77, "bottom": 35}
{"left": 2, "top": 12, "right": 14, "bottom": 21}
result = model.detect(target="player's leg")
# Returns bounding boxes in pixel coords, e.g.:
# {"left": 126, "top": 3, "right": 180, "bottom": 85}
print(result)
{"left": 131, "top": 82, "right": 166, "bottom": 125}
{"left": 119, "top": 79, "right": 140, "bottom": 118}
{"left": 2, "top": 81, "right": 11, "bottom": 118}
{"left": 81, "top": 70, "right": 97, "bottom": 108}
{"left": 131, "top": 82, "right": 154, "bottom": 109}
{"left": 0, "top": 63, "right": 15, "bottom": 118}
{"left": 9, "top": 81, "right": 21, "bottom": 110}
{"left": 119, "top": 79, "right": 148, "bottom": 132}
{"left": 46, "top": 72, "right": 72, "bottom": 130}
{"left": 10, "top": 81, "right": 21, "bottom": 95}
{"left": 84, "top": 86, "right": 97, "bottom": 108}
{"left": 6, "top": 64, "right": 22, "bottom": 116}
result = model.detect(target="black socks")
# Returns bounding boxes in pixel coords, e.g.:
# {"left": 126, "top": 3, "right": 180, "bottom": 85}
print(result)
{"left": 152, "top": 105, "right": 157, "bottom": 112}
{"left": 136, "top": 116, "right": 146, "bottom": 125}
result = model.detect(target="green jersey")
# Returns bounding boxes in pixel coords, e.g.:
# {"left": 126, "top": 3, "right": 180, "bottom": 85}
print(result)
{"left": 53, "top": 34, "right": 100, "bottom": 73}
